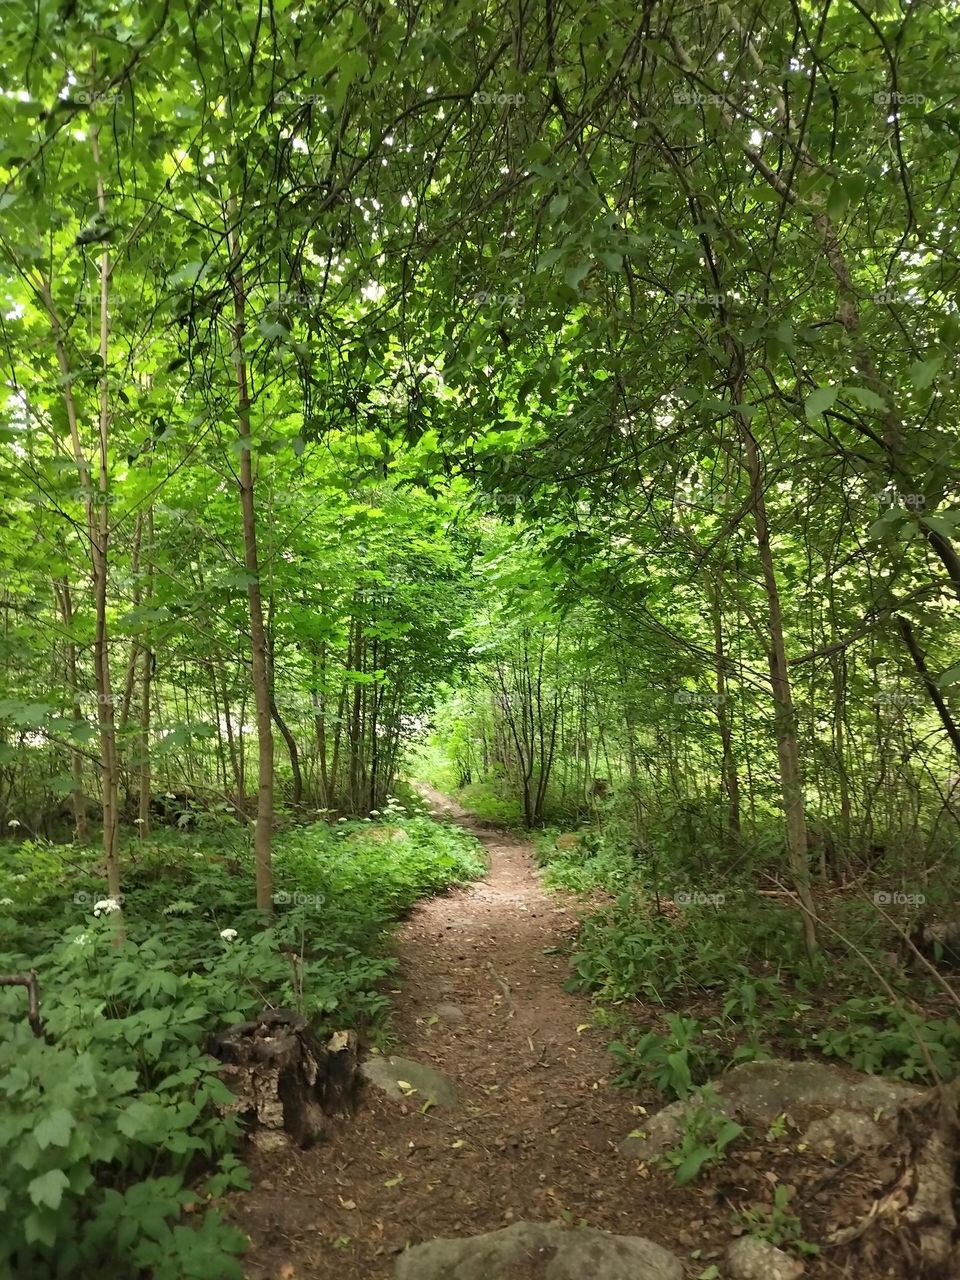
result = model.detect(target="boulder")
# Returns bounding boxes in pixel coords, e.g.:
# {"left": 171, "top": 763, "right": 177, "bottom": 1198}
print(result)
{"left": 621, "top": 1059, "right": 918, "bottom": 1161}
{"left": 434, "top": 1002, "right": 466, "bottom": 1025}
{"left": 802, "top": 1108, "right": 890, "bottom": 1156}
{"left": 361, "top": 1054, "right": 460, "bottom": 1108}
{"left": 726, "top": 1237, "right": 804, "bottom": 1280}
{"left": 394, "top": 1222, "right": 683, "bottom": 1280}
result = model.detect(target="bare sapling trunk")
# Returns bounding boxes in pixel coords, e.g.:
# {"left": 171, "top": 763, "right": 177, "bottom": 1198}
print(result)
{"left": 225, "top": 195, "right": 274, "bottom": 913}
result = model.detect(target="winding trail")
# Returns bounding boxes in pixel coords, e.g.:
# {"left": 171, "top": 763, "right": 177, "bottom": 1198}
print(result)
{"left": 236, "top": 792, "right": 675, "bottom": 1279}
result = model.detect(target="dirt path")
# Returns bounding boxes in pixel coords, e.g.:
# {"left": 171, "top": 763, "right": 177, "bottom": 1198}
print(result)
{"left": 234, "top": 794, "right": 681, "bottom": 1279}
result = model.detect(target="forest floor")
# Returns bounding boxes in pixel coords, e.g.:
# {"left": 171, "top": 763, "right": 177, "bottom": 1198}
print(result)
{"left": 231, "top": 792, "right": 915, "bottom": 1280}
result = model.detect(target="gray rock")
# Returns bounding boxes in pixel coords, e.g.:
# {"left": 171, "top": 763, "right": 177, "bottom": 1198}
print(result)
{"left": 394, "top": 1222, "right": 683, "bottom": 1280}
{"left": 360, "top": 1055, "right": 459, "bottom": 1108}
{"left": 434, "top": 1003, "right": 466, "bottom": 1024}
{"left": 802, "top": 1108, "right": 890, "bottom": 1156}
{"left": 621, "top": 1097, "right": 720, "bottom": 1161}
{"left": 621, "top": 1059, "right": 917, "bottom": 1160}
{"left": 726, "top": 1237, "right": 805, "bottom": 1280}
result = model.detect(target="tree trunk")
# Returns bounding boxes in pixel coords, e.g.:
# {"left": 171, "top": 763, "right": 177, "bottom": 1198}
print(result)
{"left": 743, "top": 424, "right": 818, "bottom": 955}
{"left": 226, "top": 195, "right": 273, "bottom": 913}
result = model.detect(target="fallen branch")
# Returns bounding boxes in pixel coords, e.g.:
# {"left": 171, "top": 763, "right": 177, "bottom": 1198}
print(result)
{"left": 0, "top": 970, "right": 41, "bottom": 1036}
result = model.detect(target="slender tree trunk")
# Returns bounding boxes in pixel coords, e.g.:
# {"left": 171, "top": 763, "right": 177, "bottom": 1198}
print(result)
{"left": 225, "top": 196, "right": 273, "bottom": 913}
{"left": 54, "top": 578, "right": 89, "bottom": 841}
{"left": 708, "top": 581, "right": 741, "bottom": 839}
{"left": 137, "top": 510, "right": 155, "bottom": 835}
{"left": 743, "top": 425, "right": 817, "bottom": 955}
{"left": 896, "top": 614, "right": 960, "bottom": 761}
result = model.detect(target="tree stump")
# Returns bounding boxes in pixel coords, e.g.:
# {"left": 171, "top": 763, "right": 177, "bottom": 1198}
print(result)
{"left": 209, "top": 1009, "right": 358, "bottom": 1149}
{"left": 910, "top": 921, "right": 960, "bottom": 969}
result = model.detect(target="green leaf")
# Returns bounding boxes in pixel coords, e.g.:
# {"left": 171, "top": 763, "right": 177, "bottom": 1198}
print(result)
{"left": 674, "top": 1147, "right": 711, "bottom": 1184}
{"left": 910, "top": 357, "right": 943, "bottom": 390}
{"left": 564, "top": 261, "right": 591, "bottom": 289}
{"left": 844, "top": 385, "right": 886, "bottom": 411}
{"left": 34, "top": 1108, "right": 75, "bottom": 1150}
{"left": 805, "top": 386, "right": 837, "bottom": 420}
{"left": 28, "top": 1168, "right": 69, "bottom": 1210}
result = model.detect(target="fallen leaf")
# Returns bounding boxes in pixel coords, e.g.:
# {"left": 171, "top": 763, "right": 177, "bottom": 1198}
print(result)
{"left": 384, "top": 1175, "right": 404, "bottom": 1188}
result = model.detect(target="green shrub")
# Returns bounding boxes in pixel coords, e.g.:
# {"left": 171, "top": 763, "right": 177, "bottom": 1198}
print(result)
{"left": 0, "top": 814, "right": 485, "bottom": 1276}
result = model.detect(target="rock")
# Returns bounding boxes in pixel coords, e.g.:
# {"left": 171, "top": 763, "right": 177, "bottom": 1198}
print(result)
{"left": 361, "top": 1055, "right": 460, "bottom": 1108}
{"left": 802, "top": 1108, "right": 890, "bottom": 1156}
{"left": 620, "top": 1097, "right": 707, "bottom": 1161}
{"left": 435, "top": 1003, "right": 465, "bottom": 1024}
{"left": 621, "top": 1060, "right": 917, "bottom": 1161}
{"left": 726, "top": 1237, "right": 804, "bottom": 1280}
{"left": 394, "top": 1222, "right": 683, "bottom": 1280}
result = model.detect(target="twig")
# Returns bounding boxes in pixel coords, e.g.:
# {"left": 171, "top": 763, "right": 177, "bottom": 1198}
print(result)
{"left": 0, "top": 970, "right": 42, "bottom": 1036}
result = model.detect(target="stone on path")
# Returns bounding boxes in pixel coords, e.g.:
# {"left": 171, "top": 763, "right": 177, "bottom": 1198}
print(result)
{"left": 726, "top": 1236, "right": 805, "bottom": 1280}
{"left": 434, "top": 1002, "right": 465, "bottom": 1024}
{"left": 360, "top": 1054, "right": 459, "bottom": 1108}
{"left": 394, "top": 1222, "right": 683, "bottom": 1280}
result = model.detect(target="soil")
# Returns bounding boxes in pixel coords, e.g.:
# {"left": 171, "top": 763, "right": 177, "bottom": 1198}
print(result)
{"left": 229, "top": 791, "right": 922, "bottom": 1280}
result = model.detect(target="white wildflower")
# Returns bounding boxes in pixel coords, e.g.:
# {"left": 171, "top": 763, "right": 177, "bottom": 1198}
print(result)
{"left": 8, "top": 819, "right": 20, "bottom": 829}
{"left": 93, "top": 897, "right": 121, "bottom": 916}
{"left": 0, "top": 897, "right": 13, "bottom": 906}
{"left": 219, "top": 927, "right": 238, "bottom": 941}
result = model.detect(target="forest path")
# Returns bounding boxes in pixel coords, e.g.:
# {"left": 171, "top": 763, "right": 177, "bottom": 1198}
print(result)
{"left": 235, "top": 791, "right": 680, "bottom": 1279}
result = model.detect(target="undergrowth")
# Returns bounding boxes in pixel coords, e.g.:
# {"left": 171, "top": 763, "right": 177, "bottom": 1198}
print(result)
{"left": 0, "top": 813, "right": 484, "bottom": 1278}
{"left": 535, "top": 825, "right": 960, "bottom": 1100}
